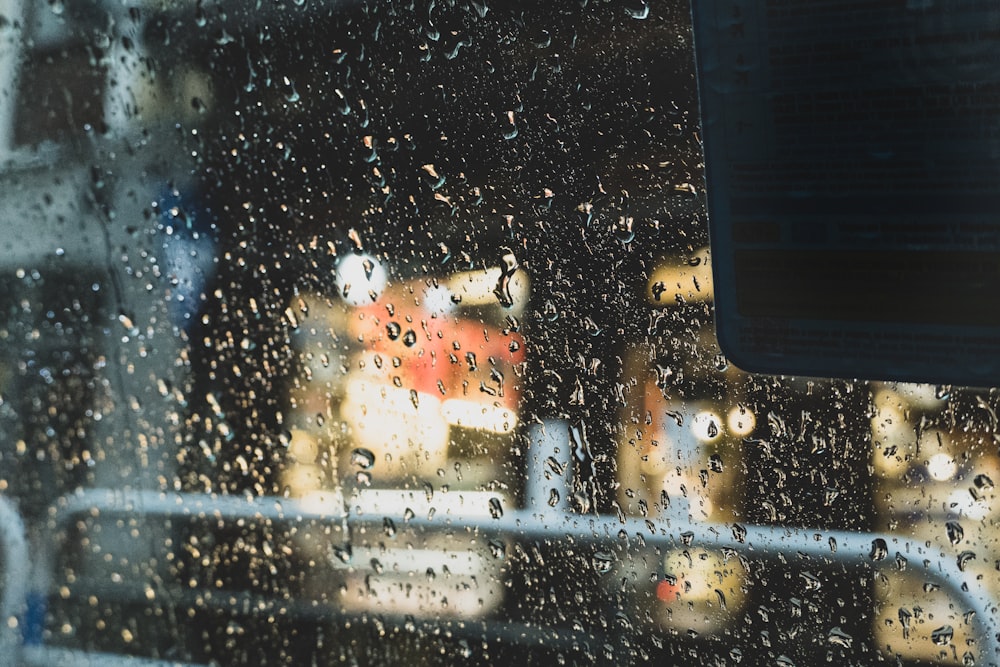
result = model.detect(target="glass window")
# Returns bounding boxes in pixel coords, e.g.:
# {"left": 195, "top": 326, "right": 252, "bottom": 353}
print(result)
{"left": 0, "top": 1, "right": 996, "bottom": 666}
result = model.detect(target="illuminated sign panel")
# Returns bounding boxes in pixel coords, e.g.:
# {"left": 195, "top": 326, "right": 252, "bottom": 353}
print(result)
{"left": 693, "top": 2, "right": 1000, "bottom": 385}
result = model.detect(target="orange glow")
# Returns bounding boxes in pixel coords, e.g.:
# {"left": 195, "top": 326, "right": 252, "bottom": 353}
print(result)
{"left": 656, "top": 579, "right": 680, "bottom": 602}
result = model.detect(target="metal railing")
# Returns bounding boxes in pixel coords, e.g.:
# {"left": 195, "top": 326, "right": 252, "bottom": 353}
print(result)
{"left": 12, "top": 486, "right": 997, "bottom": 667}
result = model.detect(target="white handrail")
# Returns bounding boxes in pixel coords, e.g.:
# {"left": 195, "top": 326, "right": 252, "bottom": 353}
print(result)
{"left": 38, "top": 488, "right": 1000, "bottom": 666}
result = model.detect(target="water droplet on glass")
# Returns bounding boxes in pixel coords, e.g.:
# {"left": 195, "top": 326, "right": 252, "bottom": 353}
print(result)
{"left": 548, "top": 488, "right": 560, "bottom": 507}
{"left": 488, "top": 538, "right": 506, "bottom": 560}
{"left": 351, "top": 447, "right": 376, "bottom": 469}
{"left": 493, "top": 250, "right": 519, "bottom": 308}
{"left": 386, "top": 321, "right": 402, "bottom": 340}
{"left": 680, "top": 531, "right": 694, "bottom": 546}
{"left": 800, "top": 571, "right": 821, "bottom": 591}
{"left": 775, "top": 655, "right": 796, "bottom": 667}
{"left": 709, "top": 454, "right": 724, "bottom": 473}
{"left": 625, "top": 0, "right": 649, "bottom": 19}
{"left": 403, "top": 507, "right": 415, "bottom": 522}
{"left": 946, "top": 520, "right": 964, "bottom": 545}
{"left": 957, "top": 551, "right": 976, "bottom": 571}
{"left": 370, "top": 558, "right": 384, "bottom": 574}
{"left": 714, "top": 589, "right": 727, "bottom": 609}
{"left": 827, "top": 627, "right": 853, "bottom": 648}
{"left": 974, "top": 473, "right": 995, "bottom": 491}
{"left": 355, "top": 470, "right": 372, "bottom": 486}
{"left": 383, "top": 517, "right": 396, "bottom": 537}
{"left": 591, "top": 551, "right": 614, "bottom": 574}
{"left": 731, "top": 523, "right": 747, "bottom": 543}
{"left": 714, "top": 354, "right": 728, "bottom": 371}
{"left": 546, "top": 456, "right": 565, "bottom": 476}
{"left": 332, "top": 543, "right": 353, "bottom": 564}
{"left": 931, "top": 625, "right": 954, "bottom": 646}
{"left": 869, "top": 538, "right": 888, "bottom": 561}
{"left": 488, "top": 497, "right": 503, "bottom": 519}
{"left": 898, "top": 608, "right": 912, "bottom": 639}
{"left": 402, "top": 329, "right": 417, "bottom": 347}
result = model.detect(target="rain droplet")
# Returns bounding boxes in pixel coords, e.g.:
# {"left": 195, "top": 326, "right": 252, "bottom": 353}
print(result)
{"left": 869, "top": 538, "right": 888, "bottom": 561}
{"left": 351, "top": 447, "right": 376, "bottom": 470}
{"left": 546, "top": 456, "right": 565, "bottom": 476}
{"left": 383, "top": 517, "right": 396, "bottom": 537}
{"left": 775, "top": 655, "right": 796, "bottom": 667}
{"left": 423, "top": 482, "right": 434, "bottom": 502}
{"left": 493, "top": 250, "right": 519, "bottom": 308}
{"left": 548, "top": 488, "right": 560, "bottom": 507}
{"left": 403, "top": 507, "right": 415, "bottom": 522}
{"left": 898, "top": 608, "right": 912, "bottom": 639}
{"left": 591, "top": 551, "right": 614, "bottom": 574}
{"left": 731, "top": 523, "right": 747, "bottom": 543}
{"left": 974, "top": 474, "right": 994, "bottom": 491}
{"left": 957, "top": 551, "right": 976, "bottom": 571}
{"left": 931, "top": 625, "right": 954, "bottom": 646}
{"left": 946, "top": 521, "right": 964, "bottom": 545}
{"left": 708, "top": 454, "right": 724, "bottom": 473}
{"left": 488, "top": 497, "right": 503, "bottom": 519}
{"left": 625, "top": 0, "right": 649, "bottom": 19}
{"left": 332, "top": 543, "right": 353, "bottom": 564}
{"left": 402, "top": 329, "right": 417, "bottom": 347}
{"left": 370, "top": 558, "right": 384, "bottom": 574}
{"left": 488, "top": 538, "right": 506, "bottom": 559}
{"left": 355, "top": 471, "right": 372, "bottom": 486}
{"left": 386, "top": 322, "right": 402, "bottom": 340}
{"left": 800, "top": 571, "right": 821, "bottom": 591}
{"left": 827, "top": 627, "right": 853, "bottom": 648}
{"left": 715, "top": 589, "right": 727, "bottom": 609}
{"left": 680, "top": 531, "right": 694, "bottom": 546}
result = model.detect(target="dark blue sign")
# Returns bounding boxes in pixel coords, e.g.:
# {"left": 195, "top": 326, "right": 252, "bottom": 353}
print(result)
{"left": 694, "top": 1, "right": 1000, "bottom": 385}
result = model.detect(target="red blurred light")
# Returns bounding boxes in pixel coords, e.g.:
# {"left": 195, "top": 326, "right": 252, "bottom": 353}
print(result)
{"left": 656, "top": 579, "right": 679, "bottom": 602}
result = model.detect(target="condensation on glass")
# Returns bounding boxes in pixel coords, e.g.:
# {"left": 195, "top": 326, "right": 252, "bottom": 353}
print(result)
{"left": 0, "top": 1, "right": 995, "bottom": 666}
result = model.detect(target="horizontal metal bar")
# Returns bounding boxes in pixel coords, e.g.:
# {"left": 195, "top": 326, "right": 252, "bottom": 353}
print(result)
{"left": 40, "top": 488, "right": 1000, "bottom": 666}
{"left": 21, "top": 646, "right": 207, "bottom": 667}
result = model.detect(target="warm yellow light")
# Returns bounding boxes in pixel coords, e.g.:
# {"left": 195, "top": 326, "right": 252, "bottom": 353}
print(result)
{"left": 445, "top": 268, "right": 529, "bottom": 311}
{"left": 296, "top": 489, "right": 346, "bottom": 516}
{"left": 726, "top": 406, "right": 755, "bottom": 436}
{"left": 927, "top": 452, "right": 956, "bottom": 481}
{"left": 441, "top": 398, "right": 518, "bottom": 433}
{"left": 647, "top": 248, "right": 713, "bottom": 305}
{"left": 340, "top": 378, "right": 449, "bottom": 475}
{"left": 691, "top": 411, "right": 723, "bottom": 442}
